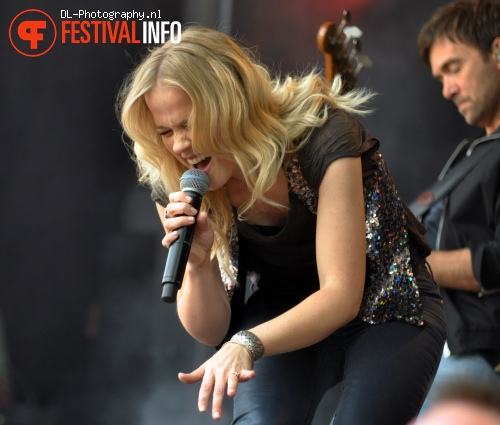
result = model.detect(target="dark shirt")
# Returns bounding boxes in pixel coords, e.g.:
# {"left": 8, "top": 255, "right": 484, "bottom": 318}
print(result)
{"left": 422, "top": 130, "right": 500, "bottom": 355}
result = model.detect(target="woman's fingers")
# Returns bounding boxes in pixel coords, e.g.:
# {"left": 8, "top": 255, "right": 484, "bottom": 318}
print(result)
{"left": 178, "top": 365, "right": 205, "bottom": 384}
{"left": 168, "top": 190, "right": 193, "bottom": 205}
{"left": 162, "top": 191, "right": 199, "bottom": 248}
{"left": 164, "top": 191, "right": 198, "bottom": 223}
{"left": 198, "top": 370, "right": 242, "bottom": 420}
{"left": 178, "top": 366, "right": 222, "bottom": 418}
{"left": 163, "top": 214, "right": 195, "bottom": 233}
{"left": 164, "top": 203, "right": 197, "bottom": 222}
{"left": 209, "top": 375, "right": 226, "bottom": 420}
{"left": 226, "top": 372, "right": 240, "bottom": 397}
{"left": 207, "top": 368, "right": 256, "bottom": 420}
{"left": 177, "top": 344, "right": 258, "bottom": 421}
{"left": 234, "top": 369, "right": 256, "bottom": 383}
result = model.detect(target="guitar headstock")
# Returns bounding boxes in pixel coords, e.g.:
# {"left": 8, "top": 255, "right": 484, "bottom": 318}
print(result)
{"left": 316, "top": 10, "right": 372, "bottom": 92}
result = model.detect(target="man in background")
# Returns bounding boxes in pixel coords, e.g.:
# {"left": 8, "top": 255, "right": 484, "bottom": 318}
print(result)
{"left": 413, "top": 0, "right": 500, "bottom": 412}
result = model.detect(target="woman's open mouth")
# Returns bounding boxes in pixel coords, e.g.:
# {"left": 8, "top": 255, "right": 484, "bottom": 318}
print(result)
{"left": 188, "top": 155, "right": 211, "bottom": 171}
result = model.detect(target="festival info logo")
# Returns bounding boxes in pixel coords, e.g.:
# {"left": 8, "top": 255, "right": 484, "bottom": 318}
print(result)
{"left": 9, "top": 9, "right": 57, "bottom": 57}
{"left": 9, "top": 9, "right": 181, "bottom": 57}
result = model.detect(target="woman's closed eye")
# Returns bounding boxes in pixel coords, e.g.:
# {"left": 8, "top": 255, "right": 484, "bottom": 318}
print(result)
{"left": 159, "top": 129, "right": 173, "bottom": 137}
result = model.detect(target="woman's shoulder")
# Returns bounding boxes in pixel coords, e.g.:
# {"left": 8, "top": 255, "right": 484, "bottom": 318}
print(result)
{"left": 309, "top": 109, "right": 376, "bottom": 155}
{"left": 298, "top": 109, "right": 379, "bottom": 189}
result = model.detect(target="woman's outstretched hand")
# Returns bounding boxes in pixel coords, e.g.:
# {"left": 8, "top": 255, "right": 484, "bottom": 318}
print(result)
{"left": 178, "top": 342, "right": 256, "bottom": 421}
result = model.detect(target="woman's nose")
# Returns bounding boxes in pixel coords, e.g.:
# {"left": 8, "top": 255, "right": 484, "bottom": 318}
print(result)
{"left": 172, "top": 131, "right": 191, "bottom": 154}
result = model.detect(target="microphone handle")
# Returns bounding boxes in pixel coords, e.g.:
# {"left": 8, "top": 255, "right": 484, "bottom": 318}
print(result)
{"left": 161, "top": 190, "right": 202, "bottom": 303}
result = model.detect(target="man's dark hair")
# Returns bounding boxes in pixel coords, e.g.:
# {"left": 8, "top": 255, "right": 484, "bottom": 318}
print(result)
{"left": 418, "top": 0, "right": 500, "bottom": 66}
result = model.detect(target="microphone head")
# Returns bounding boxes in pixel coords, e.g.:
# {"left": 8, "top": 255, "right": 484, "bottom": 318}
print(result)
{"left": 180, "top": 169, "right": 210, "bottom": 195}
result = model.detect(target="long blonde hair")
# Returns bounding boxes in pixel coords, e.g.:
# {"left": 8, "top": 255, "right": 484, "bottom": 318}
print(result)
{"left": 117, "top": 25, "right": 373, "bottom": 279}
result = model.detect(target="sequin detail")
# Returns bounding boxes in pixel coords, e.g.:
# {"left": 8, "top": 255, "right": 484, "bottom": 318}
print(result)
{"left": 286, "top": 154, "right": 424, "bottom": 326}
{"left": 287, "top": 157, "right": 319, "bottom": 215}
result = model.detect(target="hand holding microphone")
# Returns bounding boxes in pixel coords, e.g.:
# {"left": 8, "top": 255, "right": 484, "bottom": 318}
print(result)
{"left": 162, "top": 169, "right": 210, "bottom": 303}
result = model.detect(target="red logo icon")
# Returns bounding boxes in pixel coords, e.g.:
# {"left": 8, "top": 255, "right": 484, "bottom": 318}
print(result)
{"left": 9, "top": 9, "right": 57, "bottom": 57}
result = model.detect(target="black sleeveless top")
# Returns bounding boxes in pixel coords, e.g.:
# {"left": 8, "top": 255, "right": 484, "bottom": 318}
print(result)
{"left": 229, "top": 109, "right": 430, "bottom": 326}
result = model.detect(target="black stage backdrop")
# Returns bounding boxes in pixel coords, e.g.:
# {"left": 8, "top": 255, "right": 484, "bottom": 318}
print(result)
{"left": 0, "top": 1, "right": 476, "bottom": 424}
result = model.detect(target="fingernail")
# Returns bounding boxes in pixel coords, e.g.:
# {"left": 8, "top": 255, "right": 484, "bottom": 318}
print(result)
{"left": 214, "top": 411, "right": 220, "bottom": 420}
{"left": 199, "top": 404, "right": 206, "bottom": 412}
{"left": 187, "top": 216, "right": 195, "bottom": 223}
{"left": 190, "top": 207, "right": 197, "bottom": 214}
{"left": 186, "top": 195, "right": 192, "bottom": 202}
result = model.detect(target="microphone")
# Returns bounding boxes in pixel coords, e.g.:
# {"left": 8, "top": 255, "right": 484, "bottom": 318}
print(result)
{"left": 161, "top": 169, "right": 210, "bottom": 303}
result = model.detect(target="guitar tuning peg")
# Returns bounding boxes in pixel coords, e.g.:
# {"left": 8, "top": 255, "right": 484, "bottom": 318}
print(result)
{"left": 343, "top": 26, "right": 363, "bottom": 40}
{"left": 352, "top": 39, "right": 361, "bottom": 53}
{"left": 357, "top": 54, "right": 373, "bottom": 68}
{"left": 338, "top": 10, "right": 351, "bottom": 33}
{"left": 354, "top": 53, "right": 373, "bottom": 75}
{"left": 349, "top": 42, "right": 360, "bottom": 62}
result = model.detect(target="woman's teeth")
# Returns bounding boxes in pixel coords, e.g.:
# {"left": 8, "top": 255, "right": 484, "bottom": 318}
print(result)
{"left": 187, "top": 155, "right": 206, "bottom": 166}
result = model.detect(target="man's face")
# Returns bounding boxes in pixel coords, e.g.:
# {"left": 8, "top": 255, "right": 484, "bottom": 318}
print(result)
{"left": 429, "top": 38, "right": 500, "bottom": 135}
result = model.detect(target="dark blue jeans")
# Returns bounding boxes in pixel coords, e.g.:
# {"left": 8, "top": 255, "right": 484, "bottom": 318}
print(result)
{"left": 232, "top": 268, "right": 446, "bottom": 425}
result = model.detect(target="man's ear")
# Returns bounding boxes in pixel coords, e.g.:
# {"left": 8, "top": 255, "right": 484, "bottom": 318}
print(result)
{"left": 492, "top": 36, "right": 500, "bottom": 61}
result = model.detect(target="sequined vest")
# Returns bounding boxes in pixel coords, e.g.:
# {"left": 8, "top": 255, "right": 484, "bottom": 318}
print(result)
{"left": 224, "top": 152, "right": 424, "bottom": 327}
